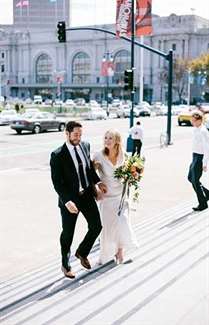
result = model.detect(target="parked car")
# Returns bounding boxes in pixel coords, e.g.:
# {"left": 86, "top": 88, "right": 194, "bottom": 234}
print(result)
{"left": 24, "top": 98, "right": 33, "bottom": 104}
{"left": 44, "top": 99, "right": 53, "bottom": 105}
{"left": 0, "top": 110, "right": 19, "bottom": 125}
{"left": 85, "top": 106, "right": 107, "bottom": 120}
{"left": 74, "top": 98, "right": 86, "bottom": 106}
{"left": 10, "top": 112, "right": 66, "bottom": 134}
{"left": 54, "top": 98, "right": 63, "bottom": 106}
{"left": 135, "top": 107, "right": 151, "bottom": 117}
{"left": 116, "top": 104, "right": 131, "bottom": 118}
{"left": 33, "top": 95, "right": 42, "bottom": 104}
{"left": 64, "top": 99, "right": 75, "bottom": 107}
{"left": 111, "top": 99, "right": 121, "bottom": 110}
{"left": 177, "top": 107, "right": 194, "bottom": 126}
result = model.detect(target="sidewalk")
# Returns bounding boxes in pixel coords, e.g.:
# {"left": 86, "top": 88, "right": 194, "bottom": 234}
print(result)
{"left": 0, "top": 139, "right": 209, "bottom": 324}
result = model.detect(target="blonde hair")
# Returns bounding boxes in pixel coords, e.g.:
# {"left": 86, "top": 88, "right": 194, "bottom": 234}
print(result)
{"left": 103, "top": 129, "right": 122, "bottom": 158}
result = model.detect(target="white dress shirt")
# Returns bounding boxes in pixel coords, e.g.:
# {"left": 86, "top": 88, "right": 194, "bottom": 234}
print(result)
{"left": 129, "top": 125, "right": 143, "bottom": 140}
{"left": 66, "top": 142, "right": 89, "bottom": 191}
{"left": 192, "top": 125, "right": 209, "bottom": 167}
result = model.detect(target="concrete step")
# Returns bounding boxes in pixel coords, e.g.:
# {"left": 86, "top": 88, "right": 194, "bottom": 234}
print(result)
{"left": 0, "top": 202, "right": 208, "bottom": 325}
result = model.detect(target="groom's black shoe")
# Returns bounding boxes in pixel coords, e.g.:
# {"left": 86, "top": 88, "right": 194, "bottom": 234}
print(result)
{"left": 192, "top": 204, "right": 208, "bottom": 212}
{"left": 75, "top": 251, "right": 91, "bottom": 269}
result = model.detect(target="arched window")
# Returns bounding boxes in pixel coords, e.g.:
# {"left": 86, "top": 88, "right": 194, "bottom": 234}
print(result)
{"left": 113, "top": 50, "right": 131, "bottom": 84}
{"left": 36, "top": 54, "right": 53, "bottom": 84}
{"left": 72, "top": 52, "right": 91, "bottom": 84}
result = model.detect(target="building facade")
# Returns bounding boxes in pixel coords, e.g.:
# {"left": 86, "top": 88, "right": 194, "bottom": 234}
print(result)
{"left": 0, "top": 12, "right": 209, "bottom": 103}
{"left": 13, "top": 0, "right": 70, "bottom": 29}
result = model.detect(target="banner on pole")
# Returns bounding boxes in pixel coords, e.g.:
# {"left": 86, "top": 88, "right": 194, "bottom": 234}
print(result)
{"left": 16, "top": 0, "right": 29, "bottom": 7}
{"left": 116, "top": 0, "right": 132, "bottom": 37}
{"left": 135, "top": 0, "right": 152, "bottom": 36}
{"left": 101, "top": 61, "right": 115, "bottom": 77}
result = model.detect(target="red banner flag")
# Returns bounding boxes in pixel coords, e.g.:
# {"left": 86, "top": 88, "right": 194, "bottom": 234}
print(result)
{"left": 135, "top": 0, "right": 152, "bottom": 36}
{"left": 101, "top": 61, "right": 115, "bottom": 77}
{"left": 116, "top": 0, "right": 132, "bottom": 38}
{"left": 16, "top": 0, "right": 29, "bottom": 7}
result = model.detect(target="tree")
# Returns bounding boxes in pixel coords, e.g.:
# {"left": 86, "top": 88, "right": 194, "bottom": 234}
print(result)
{"left": 189, "top": 53, "right": 209, "bottom": 86}
{"left": 159, "top": 58, "right": 191, "bottom": 103}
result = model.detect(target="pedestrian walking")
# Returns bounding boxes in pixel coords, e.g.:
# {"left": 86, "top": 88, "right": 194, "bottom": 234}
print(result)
{"left": 188, "top": 111, "right": 209, "bottom": 211}
{"left": 129, "top": 121, "right": 143, "bottom": 156}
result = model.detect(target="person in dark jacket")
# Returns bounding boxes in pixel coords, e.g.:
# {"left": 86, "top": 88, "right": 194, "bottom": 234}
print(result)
{"left": 50, "top": 121, "right": 107, "bottom": 278}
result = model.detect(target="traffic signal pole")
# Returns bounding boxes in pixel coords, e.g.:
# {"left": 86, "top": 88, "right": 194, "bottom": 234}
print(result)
{"left": 67, "top": 22, "right": 173, "bottom": 146}
{"left": 130, "top": 0, "right": 135, "bottom": 129}
{"left": 126, "top": 0, "right": 135, "bottom": 152}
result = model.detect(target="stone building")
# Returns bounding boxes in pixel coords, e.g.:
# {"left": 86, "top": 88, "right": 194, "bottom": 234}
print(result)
{"left": 0, "top": 9, "right": 209, "bottom": 103}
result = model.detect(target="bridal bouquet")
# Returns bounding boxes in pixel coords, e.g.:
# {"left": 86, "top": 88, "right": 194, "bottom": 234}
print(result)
{"left": 114, "top": 154, "right": 145, "bottom": 215}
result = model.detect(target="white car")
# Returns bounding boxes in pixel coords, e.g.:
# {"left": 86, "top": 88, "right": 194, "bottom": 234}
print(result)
{"left": 64, "top": 99, "right": 75, "bottom": 107}
{"left": 0, "top": 110, "right": 19, "bottom": 125}
{"left": 54, "top": 99, "right": 63, "bottom": 106}
{"left": 86, "top": 107, "right": 107, "bottom": 120}
{"left": 33, "top": 95, "right": 43, "bottom": 104}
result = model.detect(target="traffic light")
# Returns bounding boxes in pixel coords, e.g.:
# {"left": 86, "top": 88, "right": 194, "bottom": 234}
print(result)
{"left": 124, "top": 69, "right": 133, "bottom": 91}
{"left": 57, "top": 21, "right": 66, "bottom": 43}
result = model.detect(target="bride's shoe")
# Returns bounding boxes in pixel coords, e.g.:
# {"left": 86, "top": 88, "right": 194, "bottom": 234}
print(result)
{"left": 115, "top": 249, "right": 124, "bottom": 264}
{"left": 115, "top": 253, "right": 119, "bottom": 264}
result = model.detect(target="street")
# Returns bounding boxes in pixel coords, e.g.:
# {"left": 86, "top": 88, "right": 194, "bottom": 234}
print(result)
{"left": 0, "top": 115, "right": 194, "bottom": 279}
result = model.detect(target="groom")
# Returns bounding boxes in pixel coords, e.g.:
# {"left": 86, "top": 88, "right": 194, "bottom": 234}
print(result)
{"left": 50, "top": 121, "right": 107, "bottom": 278}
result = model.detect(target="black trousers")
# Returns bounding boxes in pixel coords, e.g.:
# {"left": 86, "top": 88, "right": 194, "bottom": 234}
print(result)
{"left": 132, "top": 139, "right": 142, "bottom": 156}
{"left": 188, "top": 153, "right": 209, "bottom": 207}
{"left": 59, "top": 188, "right": 102, "bottom": 268}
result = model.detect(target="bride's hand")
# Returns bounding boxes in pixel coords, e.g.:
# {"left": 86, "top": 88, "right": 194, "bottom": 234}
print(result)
{"left": 97, "top": 182, "right": 107, "bottom": 194}
{"left": 95, "top": 183, "right": 107, "bottom": 201}
{"left": 96, "top": 189, "right": 104, "bottom": 201}
{"left": 93, "top": 160, "right": 102, "bottom": 170}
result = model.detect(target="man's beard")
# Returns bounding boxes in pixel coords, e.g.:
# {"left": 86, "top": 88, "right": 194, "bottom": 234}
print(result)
{"left": 69, "top": 139, "right": 80, "bottom": 146}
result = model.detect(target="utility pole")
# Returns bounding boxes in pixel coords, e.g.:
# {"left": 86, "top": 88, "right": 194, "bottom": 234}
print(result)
{"left": 126, "top": 0, "right": 135, "bottom": 152}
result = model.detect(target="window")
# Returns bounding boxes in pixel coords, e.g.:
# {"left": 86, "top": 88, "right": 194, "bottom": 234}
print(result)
{"left": 113, "top": 50, "right": 131, "bottom": 84}
{"left": 1, "top": 64, "right": 4, "bottom": 73}
{"left": 1, "top": 52, "right": 5, "bottom": 59}
{"left": 72, "top": 52, "right": 91, "bottom": 84}
{"left": 172, "top": 43, "right": 176, "bottom": 51}
{"left": 36, "top": 54, "right": 53, "bottom": 84}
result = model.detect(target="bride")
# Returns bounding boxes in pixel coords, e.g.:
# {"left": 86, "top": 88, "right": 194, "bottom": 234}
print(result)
{"left": 93, "top": 129, "right": 138, "bottom": 264}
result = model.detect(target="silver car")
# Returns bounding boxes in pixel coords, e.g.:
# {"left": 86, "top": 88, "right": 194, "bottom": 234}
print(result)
{"left": 10, "top": 112, "right": 66, "bottom": 134}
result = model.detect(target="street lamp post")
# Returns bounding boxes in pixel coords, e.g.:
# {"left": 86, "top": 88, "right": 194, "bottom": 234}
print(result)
{"left": 126, "top": 0, "right": 135, "bottom": 152}
{"left": 102, "top": 52, "right": 114, "bottom": 117}
{"left": 0, "top": 64, "right": 2, "bottom": 98}
{"left": 187, "top": 68, "right": 191, "bottom": 107}
{"left": 54, "top": 70, "right": 65, "bottom": 112}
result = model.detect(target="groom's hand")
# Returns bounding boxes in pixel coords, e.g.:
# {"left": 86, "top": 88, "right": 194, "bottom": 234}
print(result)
{"left": 65, "top": 201, "right": 79, "bottom": 214}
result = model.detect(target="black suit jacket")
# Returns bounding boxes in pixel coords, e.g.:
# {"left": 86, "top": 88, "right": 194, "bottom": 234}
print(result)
{"left": 50, "top": 141, "right": 100, "bottom": 207}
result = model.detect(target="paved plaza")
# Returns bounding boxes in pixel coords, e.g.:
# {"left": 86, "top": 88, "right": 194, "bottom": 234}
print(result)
{"left": 0, "top": 134, "right": 209, "bottom": 324}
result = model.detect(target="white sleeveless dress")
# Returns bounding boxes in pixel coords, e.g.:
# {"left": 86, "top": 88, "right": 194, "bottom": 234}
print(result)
{"left": 93, "top": 151, "right": 138, "bottom": 264}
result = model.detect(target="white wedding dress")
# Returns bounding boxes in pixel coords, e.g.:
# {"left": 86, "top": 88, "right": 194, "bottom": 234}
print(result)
{"left": 93, "top": 151, "right": 138, "bottom": 264}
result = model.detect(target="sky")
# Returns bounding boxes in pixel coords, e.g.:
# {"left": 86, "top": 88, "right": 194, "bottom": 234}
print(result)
{"left": 0, "top": 0, "right": 209, "bottom": 25}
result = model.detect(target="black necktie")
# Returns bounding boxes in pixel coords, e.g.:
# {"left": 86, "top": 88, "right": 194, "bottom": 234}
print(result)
{"left": 74, "top": 146, "right": 87, "bottom": 190}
